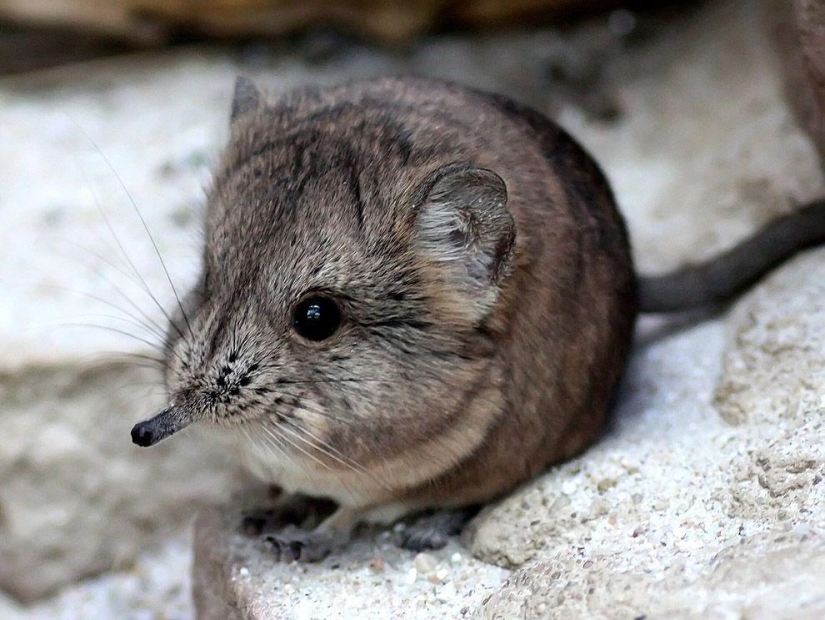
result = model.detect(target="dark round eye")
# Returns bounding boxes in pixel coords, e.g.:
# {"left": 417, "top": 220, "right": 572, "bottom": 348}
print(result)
{"left": 292, "top": 296, "right": 342, "bottom": 342}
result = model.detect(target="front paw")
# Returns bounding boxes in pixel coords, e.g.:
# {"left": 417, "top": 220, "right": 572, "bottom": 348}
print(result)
{"left": 241, "top": 508, "right": 293, "bottom": 536}
{"left": 265, "top": 525, "right": 341, "bottom": 563}
{"left": 240, "top": 495, "right": 337, "bottom": 536}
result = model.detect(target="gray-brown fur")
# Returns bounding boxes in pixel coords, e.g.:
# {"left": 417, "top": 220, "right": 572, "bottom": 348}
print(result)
{"left": 134, "top": 76, "right": 636, "bottom": 551}
{"left": 131, "top": 76, "right": 824, "bottom": 559}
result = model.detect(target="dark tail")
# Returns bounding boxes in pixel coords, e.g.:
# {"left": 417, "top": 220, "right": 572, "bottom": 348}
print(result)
{"left": 638, "top": 198, "right": 825, "bottom": 313}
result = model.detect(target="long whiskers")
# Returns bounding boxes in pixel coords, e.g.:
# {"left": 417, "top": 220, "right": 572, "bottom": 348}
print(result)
{"left": 57, "top": 237, "right": 156, "bottom": 301}
{"left": 280, "top": 417, "right": 397, "bottom": 497}
{"left": 293, "top": 421, "right": 403, "bottom": 499}
{"left": 54, "top": 286, "right": 164, "bottom": 341}
{"left": 76, "top": 162, "right": 187, "bottom": 343}
{"left": 240, "top": 424, "right": 308, "bottom": 489}
{"left": 258, "top": 426, "right": 323, "bottom": 498}
{"left": 71, "top": 312, "right": 165, "bottom": 342}
{"left": 71, "top": 118, "right": 193, "bottom": 344}
{"left": 53, "top": 243, "right": 175, "bottom": 343}
{"left": 53, "top": 321, "right": 165, "bottom": 353}
{"left": 272, "top": 421, "right": 367, "bottom": 506}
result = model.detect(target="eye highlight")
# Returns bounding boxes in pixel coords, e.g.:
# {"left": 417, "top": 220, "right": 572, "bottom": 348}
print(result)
{"left": 292, "top": 295, "right": 342, "bottom": 342}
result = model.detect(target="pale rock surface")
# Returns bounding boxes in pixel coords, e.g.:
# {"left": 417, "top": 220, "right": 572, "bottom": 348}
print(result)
{"left": 0, "top": 54, "right": 252, "bottom": 601}
{"left": 192, "top": 493, "right": 508, "bottom": 620}
{"left": 0, "top": 532, "right": 194, "bottom": 620}
{"left": 2, "top": 0, "right": 824, "bottom": 616}
{"left": 468, "top": 249, "right": 825, "bottom": 617}
{"left": 0, "top": 362, "right": 246, "bottom": 602}
{"left": 477, "top": 527, "right": 825, "bottom": 619}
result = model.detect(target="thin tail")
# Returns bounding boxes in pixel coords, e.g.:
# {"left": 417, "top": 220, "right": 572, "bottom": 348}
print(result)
{"left": 638, "top": 198, "right": 825, "bottom": 313}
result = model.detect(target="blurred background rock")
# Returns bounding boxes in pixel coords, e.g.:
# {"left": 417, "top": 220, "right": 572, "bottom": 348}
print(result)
{"left": 0, "top": 0, "right": 644, "bottom": 73}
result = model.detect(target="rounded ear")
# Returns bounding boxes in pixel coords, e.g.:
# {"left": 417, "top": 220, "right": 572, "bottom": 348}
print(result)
{"left": 230, "top": 76, "right": 264, "bottom": 122}
{"left": 415, "top": 163, "right": 516, "bottom": 320}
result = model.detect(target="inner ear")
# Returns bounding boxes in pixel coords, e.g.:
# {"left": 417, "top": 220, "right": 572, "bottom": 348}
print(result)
{"left": 415, "top": 163, "right": 516, "bottom": 319}
{"left": 231, "top": 76, "right": 264, "bottom": 122}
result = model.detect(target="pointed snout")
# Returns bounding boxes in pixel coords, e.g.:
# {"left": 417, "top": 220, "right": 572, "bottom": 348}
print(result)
{"left": 131, "top": 405, "right": 194, "bottom": 447}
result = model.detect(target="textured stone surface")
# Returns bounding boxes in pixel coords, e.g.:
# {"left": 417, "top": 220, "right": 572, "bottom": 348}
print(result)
{"left": 476, "top": 527, "right": 825, "bottom": 619}
{"left": 774, "top": 0, "right": 825, "bottom": 162}
{"left": 192, "top": 494, "right": 508, "bottom": 620}
{"left": 0, "top": 533, "right": 195, "bottom": 620}
{"left": 2, "top": 0, "right": 824, "bottom": 615}
{"left": 0, "top": 362, "right": 246, "bottom": 602}
{"left": 563, "top": 0, "right": 822, "bottom": 274}
{"left": 0, "top": 54, "right": 250, "bottom": 601}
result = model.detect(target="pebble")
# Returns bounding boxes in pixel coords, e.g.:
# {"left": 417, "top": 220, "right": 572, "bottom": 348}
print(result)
{"left": 414, "top": 553, "right": 437, "bottom": 574}
{"left": 368, "top": 558, "right": 385, "bottom": 573}
{"left": 436, "top": 582, "right": 458, "bottom": 603}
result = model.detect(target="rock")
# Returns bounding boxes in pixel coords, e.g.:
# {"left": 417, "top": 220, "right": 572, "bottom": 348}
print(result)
{"left": 715, "top": 249, "right": 825, "bottom": 429}
{"left": 191, "top": 493, "right": 508, "bottom": 620}
{"left": 3, "top": 0, "right": 824, "bottom": 612}
{"left": 559, "top": 0, "right": 823, "bottom": 275}
{"left": 774, "top": 0, "right": 825, "bottom": 163}
{"left": 0, "top": 0, "right": 626, "bottom": 46}
{"left": 0, "top": 362, "right": 248, "bottom": 602}
{"left": 0, "top": 53, "right": 251, "bottom": 601}
{"left": 19, "top": 533, "right": 196, "bottom": 619}
{"left": 714, "top": 250, "right": 825, "bottom": 522}
{"left": 465, "top": 0, "right": 824, "bottom": 572}
{"left": 476, "top": 528, "right": 825, "bottom": 619}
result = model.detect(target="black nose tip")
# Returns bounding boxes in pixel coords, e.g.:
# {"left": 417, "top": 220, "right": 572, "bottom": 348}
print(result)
{"left": 131, "top": 422, "right": 154, "bottom": 447}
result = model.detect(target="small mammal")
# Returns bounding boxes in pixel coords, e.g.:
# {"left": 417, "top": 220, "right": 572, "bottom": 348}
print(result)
{"left": 132, "top": 76, "right": 825, "bottom": 560}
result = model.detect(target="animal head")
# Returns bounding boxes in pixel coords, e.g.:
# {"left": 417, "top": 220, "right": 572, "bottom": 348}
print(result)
{"left": 132, "top": 77, "right": 516, "bottom": 479}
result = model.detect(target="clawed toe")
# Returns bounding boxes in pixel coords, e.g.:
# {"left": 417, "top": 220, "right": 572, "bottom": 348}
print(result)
{"left": 398, "top": 528, "right": 449, "bottom": 552}
{"left": 395, "top": 508, "right": 477, "bottom": 552}
{"left": 241, "top": 508, "right": 289, "bottom": 536}
{"left": 265, "top": 528, "right": 335, "bottom": 562}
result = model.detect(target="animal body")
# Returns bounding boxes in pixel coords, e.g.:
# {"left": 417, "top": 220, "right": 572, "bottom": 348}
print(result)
{"left": 132, "top": 76, "right": 825, "bottom": 560}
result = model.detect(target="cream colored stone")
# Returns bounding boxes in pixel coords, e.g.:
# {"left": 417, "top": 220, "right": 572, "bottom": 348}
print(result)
{"left": 0, "top": 54, "right": 250, "bottom": 601}
{"left": 476, "top": 528, "right": 825, "bottom": 619}
{"left": 0, "top": 361, "right": 247, "bottom": 602}
{"left": 3, "top": 0, "right": 824, "bottom": 614}
{"left": 191, "top": 496, "right": 508, "bottom": 620}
